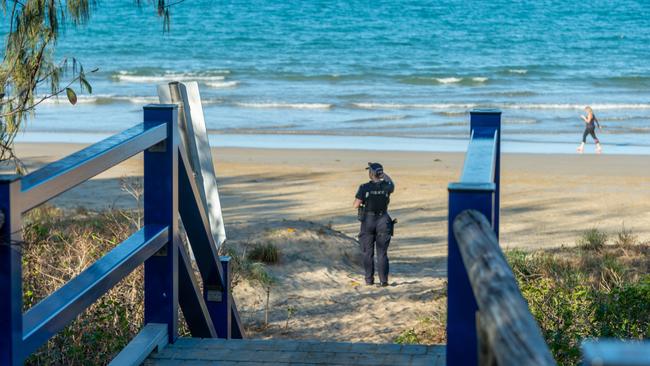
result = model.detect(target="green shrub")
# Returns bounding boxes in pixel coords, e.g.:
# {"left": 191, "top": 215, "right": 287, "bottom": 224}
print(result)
{"left": 394, "top": 329, "right": 419, "bottom": 344}
{"left": 247, "top": 243, "right": 280, "bottom": 264}
{"left": 507, "top": 247, "right": 650, "bottom": 366}
{"left": 22, "top": 207, "right": 144, "bottom": 365}
{"left": 577, "top": 228, "right": 608, "bottom": 251}
{"left": 518, "top": 278, "right": 595, "bottom": 364}
{"left": 595, "top": 276, "right": 650, "bottom": 338}
{"left": 220, "top": 243, "right": 278, "bottom": 288}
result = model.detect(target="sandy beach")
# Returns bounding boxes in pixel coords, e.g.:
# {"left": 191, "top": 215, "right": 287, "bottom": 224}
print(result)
{"left": 12, "top": 143, "right": 650, "bottom": 343}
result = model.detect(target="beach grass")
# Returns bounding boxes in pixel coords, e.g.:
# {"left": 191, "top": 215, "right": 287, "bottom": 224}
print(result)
{"left": 577, "top": 227, "right": 608, "bottom": 251}
{"left": 22, "top": 206, "right": 146, "bottom": 365}
{"left": 395, "top": 228, "right": 649, "bottom": 366}
{"left": 614, "top": 223, "right": 639, "bottom": 247}
{"left": 22, "top": 205, "right": 205, "bottom": 365}
{"left": 508, "top": 239, "right": 650, "bottom": 365}
{"left": 246, "top": 242, "right": 281, "bottom": 264}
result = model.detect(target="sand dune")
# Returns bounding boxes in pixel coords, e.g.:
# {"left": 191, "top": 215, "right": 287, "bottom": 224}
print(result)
{"left": 11, "top": 143, "right": 650, "bottom": 343}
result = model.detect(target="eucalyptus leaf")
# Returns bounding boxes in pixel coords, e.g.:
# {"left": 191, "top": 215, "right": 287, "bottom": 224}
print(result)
{"left": 66, "top": 88, "right": 78, "bottom": 105}
{"left": 80, "top": 77, "right": 92, "bottom": 94}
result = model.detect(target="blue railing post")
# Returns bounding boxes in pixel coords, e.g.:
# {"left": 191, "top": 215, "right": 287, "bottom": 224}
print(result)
{"left": 143, "top": 104, "right": 179, "bottom": 343}
{"left": 0, "top": 176, "right": 23, "bottom": 366}
{"left": 206, "top": 256, "right": 233, "bottom": 338}
{"left": 447, "top": 185, "right": 494, "bottom": 366}
{"left": 469, "top": 109, "right": 501, "bottom": 235}
{"left": 447, "top": 109, "right": 501, "bottom": 366}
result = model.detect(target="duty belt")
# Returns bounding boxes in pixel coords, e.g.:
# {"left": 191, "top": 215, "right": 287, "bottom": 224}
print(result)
{"left": 365, "top": 210, "right": 386, "bottom": 216}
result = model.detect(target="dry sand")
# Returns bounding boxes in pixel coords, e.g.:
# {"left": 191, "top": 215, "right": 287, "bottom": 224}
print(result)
{"left": 11, "top": 143, "right": 650, "bottom": 343}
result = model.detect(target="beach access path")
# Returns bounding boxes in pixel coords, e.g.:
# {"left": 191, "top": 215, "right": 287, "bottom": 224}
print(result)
{"left": 12, "top": 143, "right": 650, "bottom": 343}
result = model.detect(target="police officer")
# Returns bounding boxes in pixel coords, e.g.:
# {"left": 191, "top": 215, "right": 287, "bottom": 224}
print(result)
{"left": 353, "top": 162, "right": 395, "bottom": 287}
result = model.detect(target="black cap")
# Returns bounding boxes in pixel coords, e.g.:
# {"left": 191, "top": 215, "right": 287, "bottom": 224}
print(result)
{"left": 366, "top": 162, "right": 384, "bottom": 175}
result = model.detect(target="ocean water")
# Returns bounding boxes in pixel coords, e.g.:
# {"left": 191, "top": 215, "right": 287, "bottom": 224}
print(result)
{"left": 6, "top": 0, "right": 650, "bottom": 152}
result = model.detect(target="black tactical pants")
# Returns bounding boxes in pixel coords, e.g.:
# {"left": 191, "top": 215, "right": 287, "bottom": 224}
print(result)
{"left": 359, "top": 213, "right": 392, "bottom": 285}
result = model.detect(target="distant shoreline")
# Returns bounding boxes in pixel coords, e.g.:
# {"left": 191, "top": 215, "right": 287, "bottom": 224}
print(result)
{"left": 15, "top": 131, "right": 650, "bottom": 155}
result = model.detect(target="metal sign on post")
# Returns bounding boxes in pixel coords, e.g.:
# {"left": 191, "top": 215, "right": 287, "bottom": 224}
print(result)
{"left": 158, "top": 82, "right": 227, "bottom": 249}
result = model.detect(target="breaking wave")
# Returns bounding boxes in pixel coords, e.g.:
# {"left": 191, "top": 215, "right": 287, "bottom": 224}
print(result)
{"left": 352, "top": 102, "right": 650, "bottom": 111}
{"left": 205, "top": 81, "right": 240, "bottom": 88}
{"left": 351, "top": 103, "right": 478, "bottom": 110}
{"left": 112, "top": 70, "right": 230, "bottom": 83}
{"left": 234, "top": 102, "right": 333, "bottom": 109}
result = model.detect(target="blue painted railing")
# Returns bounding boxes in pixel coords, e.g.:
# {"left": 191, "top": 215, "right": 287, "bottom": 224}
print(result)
{"left": 446, "top": 110, "right": 650, "bottom": 366}
{"left": 0, "top": 104, "right": 243, "bottom": 365}
{"left": 447, "top": 109, "right": 501, "bottom": 365}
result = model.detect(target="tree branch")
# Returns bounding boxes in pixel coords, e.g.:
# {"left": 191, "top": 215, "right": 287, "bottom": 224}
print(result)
{"left": 1, "top": 75, "right": 82, "bottom": 118}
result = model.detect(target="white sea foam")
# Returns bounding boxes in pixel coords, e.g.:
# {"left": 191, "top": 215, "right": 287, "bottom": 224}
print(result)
{"left": 39, "top": 95, "right": 99, "bottom": 104}
{"left": 124, "top": 96, "right": 160, "bottom": 104}
{"left": 40, "top": 94, "right": 159, "bottom": 105}
{"left": 205, "top": 81, "right": 240, "bottom": 88}
{"left": 472, "top": 77, "right": 488, "bottom": 82}
{"left": 352, "top": 103, "right": 477, "bottom": 110}
{"left": 505, "top": 103, "right": 650, "bottom": 110}
{"left": 98, "top": 95, "right": 159, "bottom": 104}
{"left": 39, "top": 95, "right": 650, "bottom": 112}
{"left": 353, "top": 102, "right": 650, "bottom": 111}
{"left": 508, "top": 69, "right": 528, "bottom": 74}
{"left": 235, "top": 102, "right": 333, "bottom": 109}
{"left": 503, "top": 118, "right": 538, "bottom": 125}
{"left": 113, "top": 71, "right": 228, "bottom": 83}
{"left": 436, "top": 77, "right": 463, "bottom": 84}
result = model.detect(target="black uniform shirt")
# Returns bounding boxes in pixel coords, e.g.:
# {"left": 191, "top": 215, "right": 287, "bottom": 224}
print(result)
{"left": 356, "top": 180, "right": 394, "bottom": 212}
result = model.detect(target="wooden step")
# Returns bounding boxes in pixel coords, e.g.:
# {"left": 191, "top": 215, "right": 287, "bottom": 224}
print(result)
{"left": 146, "top": 338, "right": 445, "bottom": 366}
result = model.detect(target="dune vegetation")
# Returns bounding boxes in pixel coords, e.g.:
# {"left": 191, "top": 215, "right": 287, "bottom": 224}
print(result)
{"left": 395, "top": 227, "right": 650, "bottom": 366}
{"left": 21, "top": 204, "right": 649, "bottom": 366}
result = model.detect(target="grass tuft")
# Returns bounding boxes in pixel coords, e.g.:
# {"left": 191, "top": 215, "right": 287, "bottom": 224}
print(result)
{"left": 392, "top": 298, "right": 447, "bottom": 345}
{"left": 615, "top": 223, "right": 638, "bottom": 247}
{"left": 247, "top": 243, "right": 280, "bottom": 264}
{"left": 394, "top": 329, "right": 419, "bottom": 344}
{"left": 577, "top": 227, "right": 608, "bottom": 251}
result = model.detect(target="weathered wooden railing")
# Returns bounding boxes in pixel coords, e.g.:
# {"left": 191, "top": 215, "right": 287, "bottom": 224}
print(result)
{"left": 453, "top": 210, "right": 555, "bottom": 365}
{"left": 0, "top": 104, "right": 243, "bottom": 366}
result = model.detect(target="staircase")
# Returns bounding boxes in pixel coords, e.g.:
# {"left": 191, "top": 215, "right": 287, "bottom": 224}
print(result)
{"left": 145, "top": 338, "right": 445, "bottom": 366}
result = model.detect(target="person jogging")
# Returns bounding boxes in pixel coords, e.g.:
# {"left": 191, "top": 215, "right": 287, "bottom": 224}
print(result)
{"left": 577, "top": 106, "right": 603, "bottom": 154}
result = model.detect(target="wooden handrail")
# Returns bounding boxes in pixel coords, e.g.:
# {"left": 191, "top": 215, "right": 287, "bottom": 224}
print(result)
{"left": 452, "top": 210, "right": 556, "bottom": 366}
